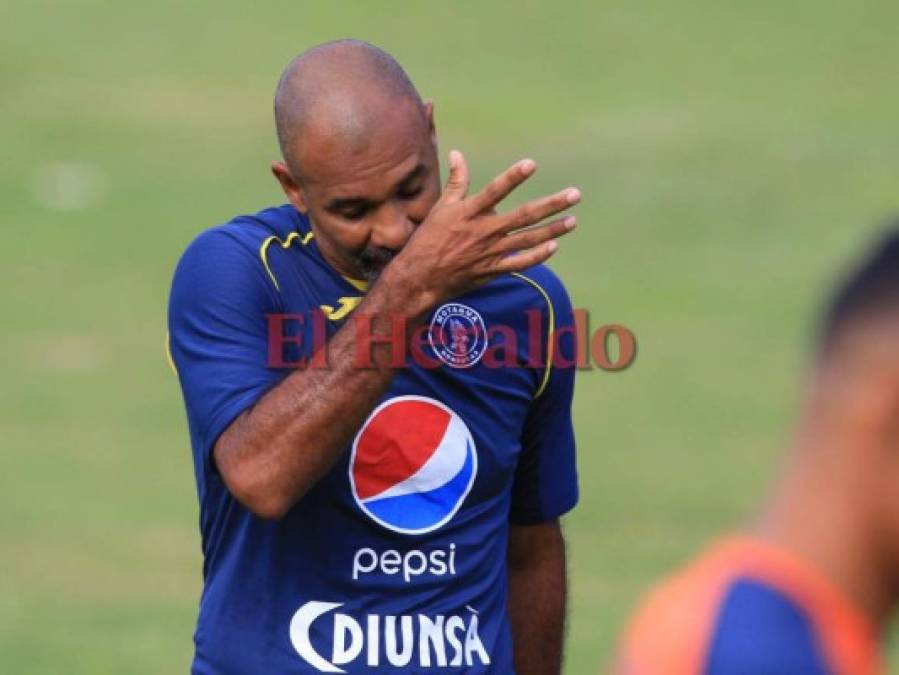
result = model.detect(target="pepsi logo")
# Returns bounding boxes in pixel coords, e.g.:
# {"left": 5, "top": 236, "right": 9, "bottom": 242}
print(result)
{"left": 349, "top": 396, "right": 477, "bottom": 535}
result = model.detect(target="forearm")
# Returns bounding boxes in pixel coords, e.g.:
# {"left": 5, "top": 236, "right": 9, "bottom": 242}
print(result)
{"left": 508, "top": 522, "right": 567, "bottom": 675}
{"left": 214, "top": 154, "right": 578, "bottom": 519}
{"left": 215, "top": 263, "right": 431, "bottom": 518}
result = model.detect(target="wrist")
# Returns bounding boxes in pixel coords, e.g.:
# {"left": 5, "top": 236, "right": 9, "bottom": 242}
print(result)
{"left": 375, "top": 257, "right": 439, "bottom": 319}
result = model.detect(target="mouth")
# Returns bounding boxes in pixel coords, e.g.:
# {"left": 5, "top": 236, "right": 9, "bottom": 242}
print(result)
{"left": 356, "top": 246, "right": 397, "bottom": 282}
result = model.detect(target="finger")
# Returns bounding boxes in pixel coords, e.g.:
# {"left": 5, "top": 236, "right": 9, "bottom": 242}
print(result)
{"left": 467, "top": 158, "right": 537, "bottom": 214}
{"left": 496, "top": 187, "right": 581, "bottom": 233}
{"left": 441, "top": 149, "right": 470, "bottom": 203}
{"left": 494, "top": 240, "right": 560, "bottom": 274}
{"left": 494, "top": 215, "right": 576, "bottom": 253}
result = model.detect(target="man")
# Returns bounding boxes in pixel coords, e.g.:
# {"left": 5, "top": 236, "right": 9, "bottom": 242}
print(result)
{"left": 168, "top": 40, "right": 581, "bottom": 674}
{"left": 612, "top": 231, "right": 899, "bottom": 674}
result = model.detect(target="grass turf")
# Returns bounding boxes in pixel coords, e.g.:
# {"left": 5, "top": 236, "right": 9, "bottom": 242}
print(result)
{"left": 2, "top": 1, "right": 898, "bottom": 671}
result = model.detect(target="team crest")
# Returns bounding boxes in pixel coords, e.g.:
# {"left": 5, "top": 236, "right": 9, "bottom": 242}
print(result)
{"left": 428, "top": 303, "right": 488, "bottom": 368}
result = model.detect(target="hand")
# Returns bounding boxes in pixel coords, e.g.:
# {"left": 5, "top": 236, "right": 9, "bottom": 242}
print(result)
{"left": 385, "top": 150, "right": 580, "bottom": 309}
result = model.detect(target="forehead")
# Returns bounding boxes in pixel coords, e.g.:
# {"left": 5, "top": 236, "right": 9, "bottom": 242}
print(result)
{"left": 297, "top": 102, "right": 431, "bottom": 198}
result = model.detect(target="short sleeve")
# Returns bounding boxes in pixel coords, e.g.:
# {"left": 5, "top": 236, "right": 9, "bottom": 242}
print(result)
{"left": 509, "top": 271, "right": 579, "bottom": 525}
{"left": 168, "top": 228, "right": 285, "bottom": 487}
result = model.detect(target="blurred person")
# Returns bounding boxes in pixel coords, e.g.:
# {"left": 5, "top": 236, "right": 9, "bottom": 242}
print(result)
{"left": 168, "top": 40, "right": 581, "bottom": 674}
{"left": 612, "top": 230, "right": 899, "bottom": 674}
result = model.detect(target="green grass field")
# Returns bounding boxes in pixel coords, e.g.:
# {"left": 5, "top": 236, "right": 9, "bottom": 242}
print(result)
{"left": 3, "top": 1, "right": 899, "bottom": 672}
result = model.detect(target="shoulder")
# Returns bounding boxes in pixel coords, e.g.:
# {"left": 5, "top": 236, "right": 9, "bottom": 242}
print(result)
{"left": 476, "top": 264, "right": 574, "bottom": 335}
{"left": 506, "top": 264, "right": 573, "bottom": 314}
{"left": 177, "top": 204, "right": 306, "bottom": 266}
{"left": 170, "top": 205, "right": 304, "bottom": 312}
{"left": 615, "top": 541, "right": 832, "bottom": 675}
{"left": 615, "top": 548, "right": 732, "bottom": 674}
{"left": 706, "top": 577, "right": 830, "bottom": 673}
{"left": 173, "top": 204, "right": 308, "bottom": 282}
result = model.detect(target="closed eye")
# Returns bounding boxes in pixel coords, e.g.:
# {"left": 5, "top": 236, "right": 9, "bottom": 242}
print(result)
{"left": 340, "top": 205, "right": 370, "bottom": 221}
{"left": 396, "top": 185, "right": 423, "bottom": 201}
{"left": 327, "top": 198, "right": 372, "bottom": 221}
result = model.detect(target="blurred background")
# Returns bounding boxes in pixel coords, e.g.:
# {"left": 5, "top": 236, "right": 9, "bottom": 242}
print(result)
{"left": 2, "top": 1, "right": 898, "bottom": 672}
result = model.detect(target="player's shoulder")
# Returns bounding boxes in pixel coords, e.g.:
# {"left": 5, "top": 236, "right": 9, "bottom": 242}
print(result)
{"left": 180, "top": 204, "right": 307, "bottom": 262}
{"left": 509, "top": 263, "right": 572, "bottom": 306}
{"left": 614, "top": 539, "right": 737, "bottom": 674}
{"left": 482, "top": 264, "right": 573, "bottom": 323}
{"left": 615, "top": 536, "right": 835, "bottom": 675}
{"left": 704, "top": 576, "right": 831, "bottom": 673}
{"left": 173, "top": 204, "right": 312, "bottom": 288}
{"left": 704, "top": 537, "right": 878, "bottom": 674}
{"left": 170, "top": 205, "right": 306, "bottom": 309}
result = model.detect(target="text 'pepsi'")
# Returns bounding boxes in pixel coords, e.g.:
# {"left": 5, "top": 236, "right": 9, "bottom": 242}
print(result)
{"left": 352, "top": 544, "right": 458, "bottom": 583}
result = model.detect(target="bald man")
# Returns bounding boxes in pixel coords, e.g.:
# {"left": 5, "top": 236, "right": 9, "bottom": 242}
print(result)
{"left": 612, "top": 231, "right": 899, "bottom": 674}
{"left": 168, "top": 40, "right": 581, "bottom": 674}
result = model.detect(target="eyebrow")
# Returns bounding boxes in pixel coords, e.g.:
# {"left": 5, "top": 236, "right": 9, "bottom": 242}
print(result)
{"left": 325, "top": 163, "right": 427, "bottom": 211}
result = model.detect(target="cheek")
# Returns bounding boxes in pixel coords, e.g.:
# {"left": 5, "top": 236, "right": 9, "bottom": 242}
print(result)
{"left": 309, "top": 211, "right": 371, "bottom": 252}
{"left": 409, "top": 184, "right": 441, "bottom": 221}
{"left": 874, "top": 458, "right": 899, "bottom": 542}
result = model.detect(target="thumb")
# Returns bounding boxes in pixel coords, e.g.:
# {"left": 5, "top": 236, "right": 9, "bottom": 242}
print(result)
{"left": 442, "top": 149, "right": 469, "bottom": 202}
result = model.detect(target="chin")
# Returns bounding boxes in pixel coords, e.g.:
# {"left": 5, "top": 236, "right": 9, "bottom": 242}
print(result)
{"left": 357, "top": 256, "right": 395, "bottom": 283}
{"left": 361, "top": 266, "right": 386, "bottom": 283}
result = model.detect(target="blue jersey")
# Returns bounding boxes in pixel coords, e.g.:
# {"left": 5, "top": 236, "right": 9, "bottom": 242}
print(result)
{"left": 167, "top": 205, "right": 579, "bottom": 674}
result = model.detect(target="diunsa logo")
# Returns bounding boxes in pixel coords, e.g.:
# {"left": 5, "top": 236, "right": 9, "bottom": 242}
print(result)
{"left": 289, "top": 601, "right": 491, "bottom": 672}
{"left": 349, "top": 396, "right": 477, "bottom": 535}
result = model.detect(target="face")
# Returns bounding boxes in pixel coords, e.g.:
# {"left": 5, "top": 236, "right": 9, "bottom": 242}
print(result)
{"left": 835, "top": 322, "right": 899, "bottom": 567}
{"left": 272, "top": 99, "right": 441, "bottom": 281}
{"left": 870, "top": 345, "right": 899, "bottom": 563}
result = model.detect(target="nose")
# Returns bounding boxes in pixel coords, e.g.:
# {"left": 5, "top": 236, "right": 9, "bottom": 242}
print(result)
{"left": 369, "top": 203, "right": 414, "bottom": 251}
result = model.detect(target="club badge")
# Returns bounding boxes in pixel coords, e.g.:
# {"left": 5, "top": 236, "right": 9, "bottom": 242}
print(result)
{"left": 427, "top": 303, "right": 487, "bottom": 369}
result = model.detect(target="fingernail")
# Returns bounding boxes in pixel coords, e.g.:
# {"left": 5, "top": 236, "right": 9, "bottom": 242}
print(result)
{"left": 564, "top": 215, "right": 577, "bottom": 230}
{"left": 566, "top": 188, "right": 581, "bottom": 204}
{"left": 520, "top": 159, "right": 536, "bottom": 175}
{"left": 547, "top": 241, "right": 559, "bottom": 253}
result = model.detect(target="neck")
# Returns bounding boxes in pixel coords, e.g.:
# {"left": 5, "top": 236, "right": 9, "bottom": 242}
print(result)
{"left": 755, "top": 422, "right": 896, "bottom": 630}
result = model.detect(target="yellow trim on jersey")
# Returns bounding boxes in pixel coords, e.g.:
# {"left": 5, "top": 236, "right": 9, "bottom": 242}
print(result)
{"left": 511, "top": 272, "right": 555, "bottom": 398}
{"left": 165, "top": 331, "right": 178, "bottom": 376}
{"left": 342, "top": 276, "right": 369, "bottom": 292}
{"left": 321, "top": 296, "right": 364, "bottom": 321}
{"left": 257, "top": 229, "right": 368, "bottom": 319}
{"left": 258, "top": 230, "right": 314, "bottom": 291}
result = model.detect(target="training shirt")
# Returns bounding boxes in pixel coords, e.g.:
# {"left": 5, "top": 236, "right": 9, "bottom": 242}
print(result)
{"left": 168, "top": 204, "right": 579, "bottom": 673}
{"left": 613, "top": 536, "right": 882, "bottom": 675}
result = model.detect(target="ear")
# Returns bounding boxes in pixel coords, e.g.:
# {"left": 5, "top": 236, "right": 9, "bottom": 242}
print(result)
{"left": 271, "top": 160, "right": 308, "bottom": 213}
{"left": 423, "top": 100, "right": 437, "bottom": 147}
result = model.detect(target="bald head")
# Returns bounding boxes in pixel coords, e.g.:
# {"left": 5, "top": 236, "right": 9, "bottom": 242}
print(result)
{"left": 274, "top": 40, "right": 425, "bottom": 177}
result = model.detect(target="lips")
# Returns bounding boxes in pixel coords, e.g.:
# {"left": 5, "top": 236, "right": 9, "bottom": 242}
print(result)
{"left": 357, "top": 247, "right": 396, "bottom": 280}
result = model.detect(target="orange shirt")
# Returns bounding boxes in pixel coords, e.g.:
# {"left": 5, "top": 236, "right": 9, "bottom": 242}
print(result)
{"left": 613, "top": 536, "right": 882, "bottom": 675}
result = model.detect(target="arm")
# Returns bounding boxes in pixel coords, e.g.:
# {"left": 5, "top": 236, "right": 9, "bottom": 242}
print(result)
{"left": 214, "top": 272, "right": 426, "bottom": 518}
{"left": 214, "top": 151, "right": 580, "bottom": 518}
{"left": 506, "top": 269, "right": 579, "bottom": 673}
{"left": 508, "top": 520, "right": 568, "bottom": 675}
